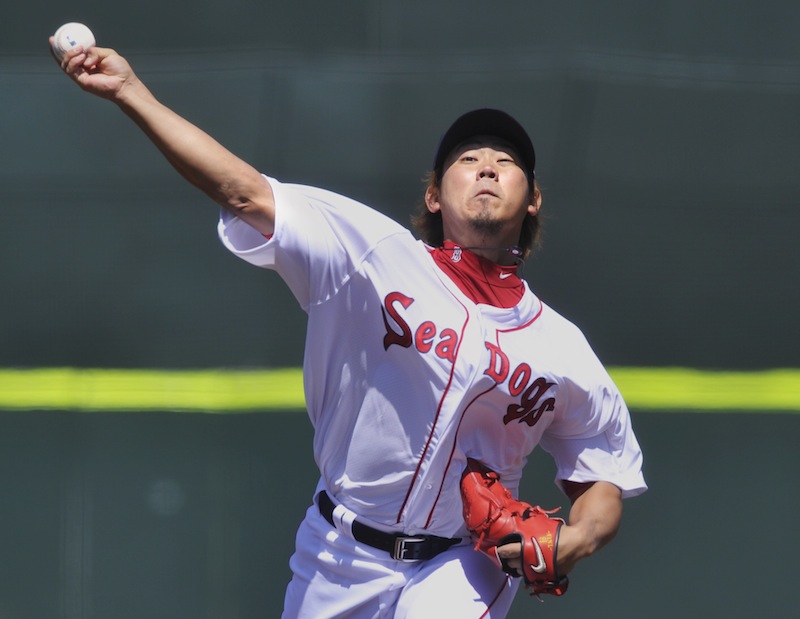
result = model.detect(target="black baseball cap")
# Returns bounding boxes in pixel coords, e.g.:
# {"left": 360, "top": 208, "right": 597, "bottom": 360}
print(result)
{"left": 433, "top": 108, "right": 536, "bottom": 181}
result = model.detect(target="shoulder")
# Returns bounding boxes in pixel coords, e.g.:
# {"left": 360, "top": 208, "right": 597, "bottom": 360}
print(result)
{"left": 530, "top": 302, "right": 614, "bottom": 390}
{"left": 276, "top": 180, "right": 406, "bottom": 234}
{"left": 535, "top": 302, "right": 593, "bottom": 349}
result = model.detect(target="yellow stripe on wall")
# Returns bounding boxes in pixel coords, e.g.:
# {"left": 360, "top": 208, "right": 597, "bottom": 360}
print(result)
{"left": 0, "top": 368, "right": 306, "bottom": 412}
{"left": 0, "top": 367, "right": 798, "bottom": 413}
{"left": 609, "top": 367, "right": 800, "bottom": 412}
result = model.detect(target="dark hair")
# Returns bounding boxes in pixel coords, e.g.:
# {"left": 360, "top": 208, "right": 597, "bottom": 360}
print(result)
{"left": 410, "top": 170, "right": 543, "bottom": 258}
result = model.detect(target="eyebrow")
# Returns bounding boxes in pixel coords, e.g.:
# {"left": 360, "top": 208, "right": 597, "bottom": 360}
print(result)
{"left": 456, "top": 137, "right": 519, "bottom": 157}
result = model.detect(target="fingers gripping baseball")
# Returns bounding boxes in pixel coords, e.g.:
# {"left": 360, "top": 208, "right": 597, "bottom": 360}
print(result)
{"left": 49, "top": 24, "right": 135, "bottom": 101}
{"left": 460, "top": 458, "right": 569, "bottom": 597}
{"left": 54, "top": 44, "right": 135, "bottom": 100}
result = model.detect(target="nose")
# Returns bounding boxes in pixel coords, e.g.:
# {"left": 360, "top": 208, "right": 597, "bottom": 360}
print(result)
{"left": 478, "top": 164, "right": 497, "bottom": 180}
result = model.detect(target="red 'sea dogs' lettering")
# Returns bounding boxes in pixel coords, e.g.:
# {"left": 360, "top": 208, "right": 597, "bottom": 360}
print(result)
{"left": 503, "top": 376, "right": 556, "bottom": 427}
{"left": 485, "top": 342, "right": 556, "bottom": 427}
{"left": 382, "top": 293, "right": 457, "bottom": 362}
{"left": 382, "top": 292, "right": 414, "bottom": 350}
{"left": 381, "top": 294, "right": 555, "bottom": 426}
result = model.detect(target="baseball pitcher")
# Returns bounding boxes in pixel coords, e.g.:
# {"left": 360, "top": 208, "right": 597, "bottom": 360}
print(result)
{"left": 53, "top": 36, "right": 647, "bottom": 618}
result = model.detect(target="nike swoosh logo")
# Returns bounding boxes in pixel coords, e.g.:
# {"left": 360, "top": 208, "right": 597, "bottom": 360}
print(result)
{"left": 499, "top": 272, "right": 513, "bottom": 280}
{"left": 529, "top": 537, "right": 547, "bottom": 574}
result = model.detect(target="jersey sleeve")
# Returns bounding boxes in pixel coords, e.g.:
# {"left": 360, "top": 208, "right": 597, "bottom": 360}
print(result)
{"left": 217, "top": 176, "right": 407, "bottom": 311}
{"left": 538, "top": 327, "right": 647, "bottom": 499}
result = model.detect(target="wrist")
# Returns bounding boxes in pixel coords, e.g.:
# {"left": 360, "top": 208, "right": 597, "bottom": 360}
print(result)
{"left": 114, "top": 76, "right": 151, "bottom": 110}
{"left": 556, "top": 523, "right": 594, "bottom": 575}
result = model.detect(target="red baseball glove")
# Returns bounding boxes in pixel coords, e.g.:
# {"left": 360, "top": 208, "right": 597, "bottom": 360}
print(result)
{"left": 460, "top": 458, "right": 569, "bottom": 596}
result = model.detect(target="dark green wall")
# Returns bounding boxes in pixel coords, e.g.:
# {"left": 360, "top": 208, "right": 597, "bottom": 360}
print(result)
{"left": 2, "top": 1, "right": 799, "bottom": 370}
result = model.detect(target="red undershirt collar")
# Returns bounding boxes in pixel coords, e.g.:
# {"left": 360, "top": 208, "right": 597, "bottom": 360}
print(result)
{"left": 430, "top": 241, "right": 525, "bottom": 308}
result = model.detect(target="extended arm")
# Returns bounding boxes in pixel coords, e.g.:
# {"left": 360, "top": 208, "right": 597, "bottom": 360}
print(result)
{"left": 52, "top": 41, "right": 275, "bottom": 236}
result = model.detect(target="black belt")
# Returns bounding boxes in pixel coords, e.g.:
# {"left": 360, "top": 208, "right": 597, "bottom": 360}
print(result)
{"left": 317, "top": 491, "right": 461, "bottom": 562}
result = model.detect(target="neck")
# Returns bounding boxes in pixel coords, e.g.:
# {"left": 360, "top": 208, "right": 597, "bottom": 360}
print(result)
{"left": 443, "top": 240, "right": 523, "bottom": 267}
{"left": 431, "top": 244, "right": 525, "bottom": 308}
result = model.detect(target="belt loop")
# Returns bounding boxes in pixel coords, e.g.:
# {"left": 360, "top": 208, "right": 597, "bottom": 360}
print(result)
{"left": 331, "top": 503, "right": 357, "bottom": 537}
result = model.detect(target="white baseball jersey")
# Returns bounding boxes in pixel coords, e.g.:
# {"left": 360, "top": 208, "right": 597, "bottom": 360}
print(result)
{"left": 218, "top": 177, "right": 647, "bottom": 544}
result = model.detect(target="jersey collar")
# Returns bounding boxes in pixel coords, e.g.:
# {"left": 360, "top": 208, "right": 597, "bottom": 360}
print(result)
{"left": 430, "top": 241, "right": 525, "bottom": 308}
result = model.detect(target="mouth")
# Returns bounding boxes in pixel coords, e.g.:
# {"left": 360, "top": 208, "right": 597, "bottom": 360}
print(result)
{"left": 475, "top": 188, "right": 499, "bottom": 199}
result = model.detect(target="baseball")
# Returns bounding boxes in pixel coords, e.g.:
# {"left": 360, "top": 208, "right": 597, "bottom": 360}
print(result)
{"left": 51, "top": 22, "right": 95, "bottom": 61}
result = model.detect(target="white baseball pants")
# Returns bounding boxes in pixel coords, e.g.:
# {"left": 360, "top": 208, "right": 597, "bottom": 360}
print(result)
{"left": 281, "top": 499, "right": 519, "bottom": 618}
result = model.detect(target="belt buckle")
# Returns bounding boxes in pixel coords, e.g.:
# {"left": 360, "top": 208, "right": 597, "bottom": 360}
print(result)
{"left": 392, "top": 536, "right": 427, "bottom": 562}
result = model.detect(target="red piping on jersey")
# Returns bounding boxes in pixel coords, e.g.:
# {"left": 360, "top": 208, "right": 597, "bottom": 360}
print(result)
{"left": 423, "top": 304, "right": 544, "bottom": 530}
{"left": 478, "top": 576, "right": 511, "bottom": 619}
{"left": 423, "top": 382, "right": 498, "bottom": 529}
{"left": 478, "top": 577, "right": 512, "bottom": 618}
{"left": 496, "top": 301, "right": 544, "bottom": 334}
{"left": 395, "top": 296, "right": 471, "bottom": 526}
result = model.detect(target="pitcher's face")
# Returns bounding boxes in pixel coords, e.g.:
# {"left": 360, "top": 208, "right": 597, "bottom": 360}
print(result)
{"left": 426, "top": 137, "right": 539, "bottom": 249}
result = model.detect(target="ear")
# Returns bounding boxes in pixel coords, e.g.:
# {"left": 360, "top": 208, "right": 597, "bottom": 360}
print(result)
{"left": 425, "top": 185, "right": 441, "bottom": 214}
{"left": 527, "top": 186, "right": 542, "bottom": 216}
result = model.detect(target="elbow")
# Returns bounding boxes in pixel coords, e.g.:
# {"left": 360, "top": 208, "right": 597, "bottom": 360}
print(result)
{"left": 219, "top": 177, "right": 275, "bottom": 237}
